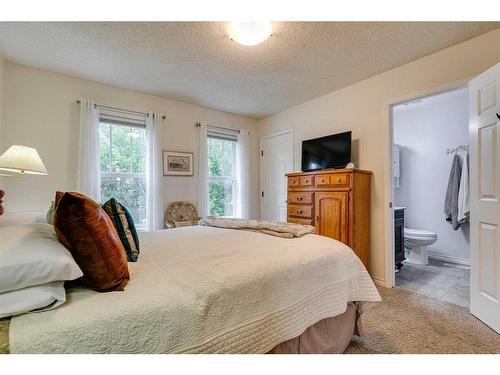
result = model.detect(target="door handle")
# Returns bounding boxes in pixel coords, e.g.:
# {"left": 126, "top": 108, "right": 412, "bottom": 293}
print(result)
{"left": 497, "top": 112, "right": 500, "bottom": 120}
{"left": 315, "top": 216, "right": 320, "bottom": 222}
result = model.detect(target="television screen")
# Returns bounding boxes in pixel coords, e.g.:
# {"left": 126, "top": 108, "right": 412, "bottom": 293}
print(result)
{"left": 301, "top": 131, "right": 352, "bottom": 171}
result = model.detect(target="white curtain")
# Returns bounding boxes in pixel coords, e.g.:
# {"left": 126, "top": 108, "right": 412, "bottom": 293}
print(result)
{"left": 197, "top": 122, "right": 209, "bottom": 217}
{"left": 77, "top": 99, "right": 101, "bottom": 201}
{"left": 236, "top": 129, "right": 251, "bottom": 219}
{"left": 146, "top": 113, "right": 164, "bottom": 231}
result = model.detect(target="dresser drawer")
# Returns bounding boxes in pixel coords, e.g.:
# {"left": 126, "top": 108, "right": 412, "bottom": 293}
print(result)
{"left": 288, "top": 192, "right": 313, "bottom": 204}
{"left": 300, "top": 176, "right": 314, "bottom": 187}
{"left": 331, "top": 173, "right": 349, "bottom": 187}
{"left": 288, "top": 176, "right": 300, "bottom": 188}
{"left": 288, "top": 204, "right": 313, "bottom": 218}
{"left": 288, "top": 218, "right": 313, "bottom": 226}
{"left": 315, "top": 175, "right": 331, "bottom": 187}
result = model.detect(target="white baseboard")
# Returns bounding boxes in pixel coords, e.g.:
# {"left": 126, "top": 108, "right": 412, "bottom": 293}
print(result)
{"left": 427, "top": 251, "right": 470, "bottom": 266}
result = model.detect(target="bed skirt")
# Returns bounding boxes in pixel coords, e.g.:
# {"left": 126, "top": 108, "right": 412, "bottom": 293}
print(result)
{"left": 267, "top": 303, "right": 358, "bottom": 354}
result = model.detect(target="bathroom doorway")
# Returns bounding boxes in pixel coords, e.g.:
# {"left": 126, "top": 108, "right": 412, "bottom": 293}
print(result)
{"left": 390, "top": 87, "right": 470, "bottom": 307}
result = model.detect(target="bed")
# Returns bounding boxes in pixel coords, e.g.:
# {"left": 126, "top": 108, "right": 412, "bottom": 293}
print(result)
{"left": 1, "top": 225, "right": 380, "bottom": 354}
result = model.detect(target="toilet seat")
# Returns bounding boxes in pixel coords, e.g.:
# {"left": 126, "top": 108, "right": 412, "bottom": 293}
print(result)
{"left": 404, "top": 228, "right": 437, "bottom": 239}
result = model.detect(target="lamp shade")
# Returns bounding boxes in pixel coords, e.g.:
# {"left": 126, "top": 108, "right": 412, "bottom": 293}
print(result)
{"left": 0, "top": 145, "right": 48, "bottom": 175}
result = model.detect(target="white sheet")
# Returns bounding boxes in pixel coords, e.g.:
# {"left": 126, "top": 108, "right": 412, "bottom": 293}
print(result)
{"left": 0, "top": 282, "right": 66, "bottom": 319}
{"left": 9, "top": 226, "right": 380, "bottom": 353}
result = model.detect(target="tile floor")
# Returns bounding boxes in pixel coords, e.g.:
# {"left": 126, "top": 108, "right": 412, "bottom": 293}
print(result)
{"left": 395, "top": 258, "right": 470, "bottom": 307}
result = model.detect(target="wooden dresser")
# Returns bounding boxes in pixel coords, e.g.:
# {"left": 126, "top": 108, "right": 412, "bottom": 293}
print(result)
{"left": 286, "top": 169, "right": 372, "bottom": 271}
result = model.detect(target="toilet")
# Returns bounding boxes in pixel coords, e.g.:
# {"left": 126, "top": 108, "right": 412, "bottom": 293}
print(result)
{"left": 403, "top": 228, "right": 438, "bottom": 265}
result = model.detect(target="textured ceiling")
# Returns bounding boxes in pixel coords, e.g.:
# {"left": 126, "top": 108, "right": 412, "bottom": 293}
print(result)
{"left": 0, "top": 22, "right": 498, "bottom": 118}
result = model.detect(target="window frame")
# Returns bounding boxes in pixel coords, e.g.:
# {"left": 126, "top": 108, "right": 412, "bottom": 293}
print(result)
{"left": 99, "top": 118, "right": 147, "bottom": 230}
{"left": 207, "top": 132, "right": 238, "bottom": 218}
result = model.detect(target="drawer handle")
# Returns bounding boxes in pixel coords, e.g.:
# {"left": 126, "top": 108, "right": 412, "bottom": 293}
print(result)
{"left": 305, "top": 180, "right": 309, "bottom": 183}
{"left": 296, "top": 196, "right": 303, "bottom": 201}
{"left": 321, "top": 179, "right": 326, "bottom": 183}
{"left": 337, "top": 178, "right": 342, "bottom": 182}
{"left": 296, "top": 209, "right": 304, "bottom": 214}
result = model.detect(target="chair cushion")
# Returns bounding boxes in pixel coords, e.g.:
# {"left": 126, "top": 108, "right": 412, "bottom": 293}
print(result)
{"left": 166, "top": 201, "right": 199, "bottom": 228}
{"left": 102, "top": 198, "right": 140, "bottom": 262}
{"left": 54, "top": 192, "right": 129, "bottom": 292}
{"left": 173, "top": 220, "right": 197, "bottom": 227}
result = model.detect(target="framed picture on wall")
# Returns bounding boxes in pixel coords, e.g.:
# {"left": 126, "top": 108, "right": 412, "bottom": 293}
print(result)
{"left": 163, "top": 151, "right": 194, "bottom": 176}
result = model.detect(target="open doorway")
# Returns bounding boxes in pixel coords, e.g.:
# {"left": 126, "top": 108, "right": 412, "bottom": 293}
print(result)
{"left": 390, "top": 87, "right": 470, "bottom": 307}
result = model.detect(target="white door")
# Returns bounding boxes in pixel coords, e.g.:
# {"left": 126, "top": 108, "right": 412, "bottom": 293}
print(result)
{"left": 260, "top": 131, "right": 293, "bottom": 222}
{"left": 469, "top": 62, "right": 500, "bottom": 333}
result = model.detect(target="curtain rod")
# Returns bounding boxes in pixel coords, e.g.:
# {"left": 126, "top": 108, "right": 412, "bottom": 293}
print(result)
{"left": 195, "top": 122, "right": 240, "bottom": 134}
{"left": 76, "top": 100, "right": 166, "bottom": 120}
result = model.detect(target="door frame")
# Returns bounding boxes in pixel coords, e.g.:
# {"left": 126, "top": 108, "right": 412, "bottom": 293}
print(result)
{"left": 259, "top": 128, "right": 294, "bottom": 220}
{"left": 382, "top": 78, "right": 471, "bottom": 288}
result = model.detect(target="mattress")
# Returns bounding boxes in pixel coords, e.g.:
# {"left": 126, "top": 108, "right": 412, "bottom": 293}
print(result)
{"left": 8, "top": 226, "right": 380, "bottom": 353}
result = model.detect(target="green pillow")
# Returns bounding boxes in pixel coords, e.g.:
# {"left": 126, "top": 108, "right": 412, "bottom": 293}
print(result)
{"left": 102, "top": 198, "right": 140, "bottom": 262}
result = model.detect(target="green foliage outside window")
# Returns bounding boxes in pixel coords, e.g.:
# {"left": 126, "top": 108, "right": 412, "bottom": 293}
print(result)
{"left": 208, "top": 137, "right": 235, "bottom": 217}
{"left": 99, "top": 122, "right": 146, "bottom": 226}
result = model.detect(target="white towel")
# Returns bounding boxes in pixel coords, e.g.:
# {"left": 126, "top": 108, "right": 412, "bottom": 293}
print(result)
{"left": 458, "top": 153, "right": 470, "bottom": 223}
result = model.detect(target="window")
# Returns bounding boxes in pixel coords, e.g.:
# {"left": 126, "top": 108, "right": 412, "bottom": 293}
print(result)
{"left": 99, "top": 121, "right": 147, "bottom": 228}
{"left": 208, "top": 134, "right": 237, "bottom": 217}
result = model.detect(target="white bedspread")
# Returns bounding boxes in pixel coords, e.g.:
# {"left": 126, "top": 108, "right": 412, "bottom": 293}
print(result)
{"left": 9, "top": 226, "right": 380, "bottom": 353}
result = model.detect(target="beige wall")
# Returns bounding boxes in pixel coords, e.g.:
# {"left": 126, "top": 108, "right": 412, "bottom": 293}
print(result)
{"left": 2, "top": 63, "right": 260, "bottom": 218}
{"left": 258, "top": 28, "right": 500, "bottom": 285}
{"left": 0, "top": 56, "right": 5, "bottom": 192}
{"left": 0, "top": 56, "right": 4, "bottom": 151}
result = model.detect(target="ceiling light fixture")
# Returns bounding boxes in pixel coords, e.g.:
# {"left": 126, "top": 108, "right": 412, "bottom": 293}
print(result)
{"left": 228, "top": 22, "right": 272, "bottom": 46}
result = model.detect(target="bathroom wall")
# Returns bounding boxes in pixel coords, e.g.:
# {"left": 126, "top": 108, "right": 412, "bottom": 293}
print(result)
{"left": 393, "top": 87, "right": 470, "bottom": 264}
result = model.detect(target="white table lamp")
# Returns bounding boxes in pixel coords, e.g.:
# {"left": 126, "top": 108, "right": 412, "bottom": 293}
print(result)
{"left": 0, "top": 145, "right": 48, "bottom": 175}
{"left": 0, "top": 145, "right": 48, "bottom": 215}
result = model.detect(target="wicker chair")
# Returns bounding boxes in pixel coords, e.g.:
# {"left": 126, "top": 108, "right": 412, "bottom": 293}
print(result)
{"left": 164, "top": 201, "right": 201, "bottom": 228}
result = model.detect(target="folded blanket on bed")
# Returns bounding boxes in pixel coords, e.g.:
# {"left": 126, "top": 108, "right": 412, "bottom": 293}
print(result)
{"left": 199, "top": 217, "right": 315, "bottom": 238}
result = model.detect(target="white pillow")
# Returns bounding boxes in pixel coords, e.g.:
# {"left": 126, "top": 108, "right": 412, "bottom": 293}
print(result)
{"left": 0, "top": 281, "right": 66, "bottom": 318}
{"left": 0, "top": 224, "right": 83, "bottom": 293}
{"left": 0, "top": 211, "right": 47, "bottom": 227}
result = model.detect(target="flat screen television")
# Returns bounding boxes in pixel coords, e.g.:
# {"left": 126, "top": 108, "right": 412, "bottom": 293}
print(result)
{"left": 301, "top": 131, "right": 352, "bottom": 172}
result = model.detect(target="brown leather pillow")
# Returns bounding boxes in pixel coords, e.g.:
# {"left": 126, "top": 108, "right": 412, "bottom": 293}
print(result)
{"left": 54, "top": 191, "right": 130, "bottom": 292}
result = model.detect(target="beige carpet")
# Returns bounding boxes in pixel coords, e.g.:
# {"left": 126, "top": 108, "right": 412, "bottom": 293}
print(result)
{"left": 346, "top": 287, "right": 500, "bottom": 354}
